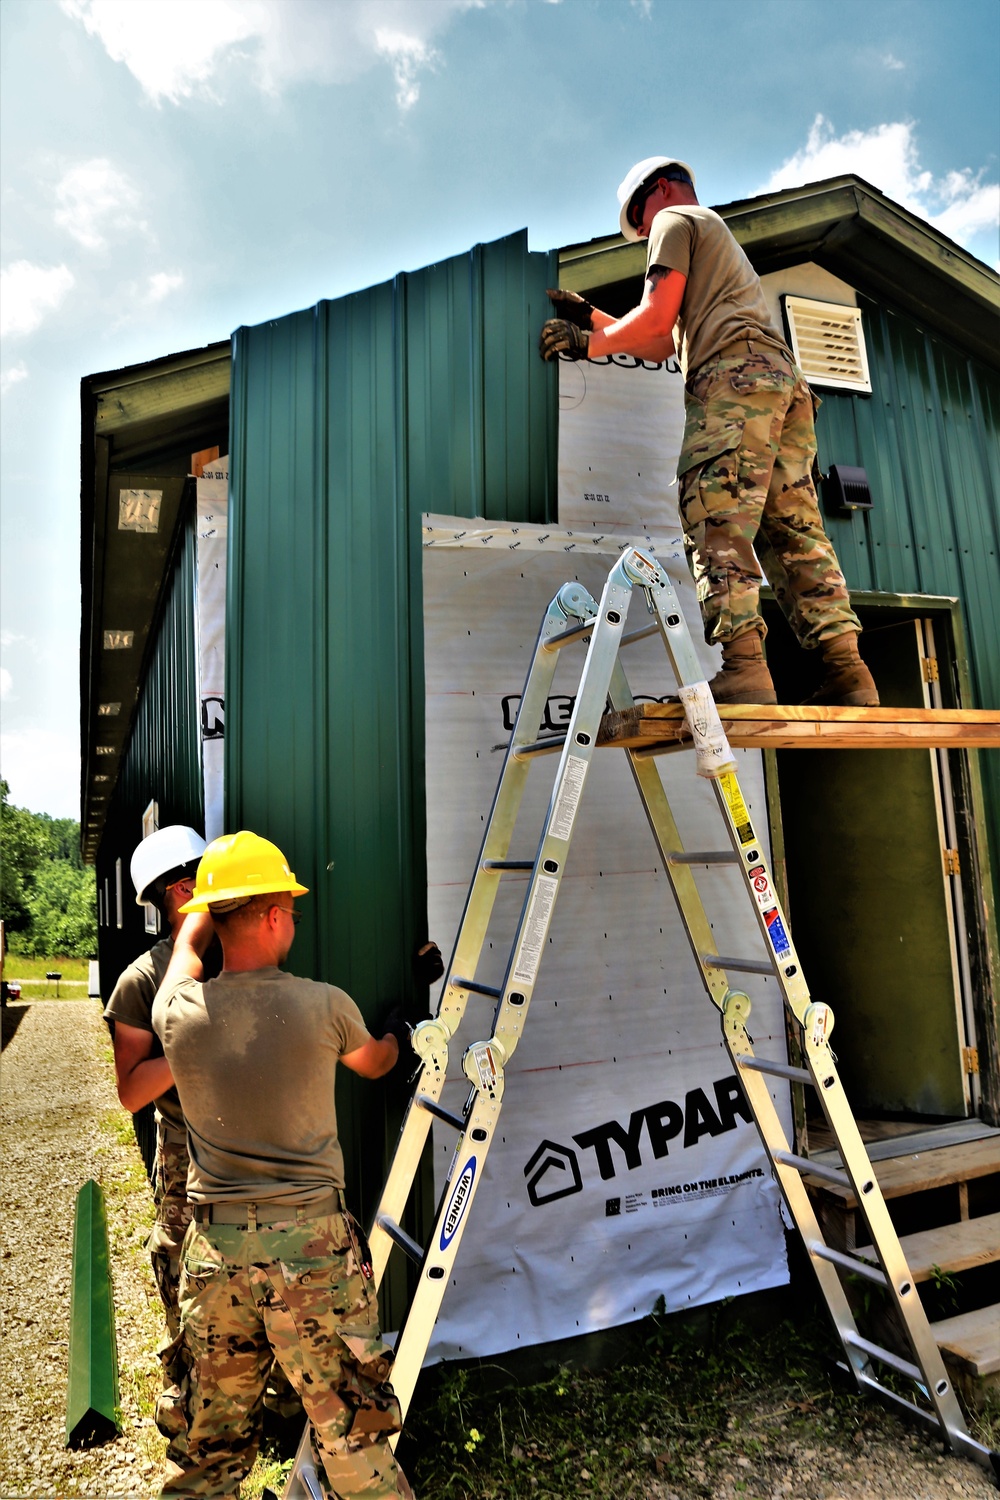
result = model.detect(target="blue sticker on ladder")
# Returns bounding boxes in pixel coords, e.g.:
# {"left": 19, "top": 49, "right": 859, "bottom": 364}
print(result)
{"left": 440, "top": 1156, "right": 477, "bottom": 1252}
{"left": 764, "top": 908, "right": 791, "bottom": 958}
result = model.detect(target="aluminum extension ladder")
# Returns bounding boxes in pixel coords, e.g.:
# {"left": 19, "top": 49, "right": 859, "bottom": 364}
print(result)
{"left": 283, "top": 545, "right": 995, "bottom": 1495}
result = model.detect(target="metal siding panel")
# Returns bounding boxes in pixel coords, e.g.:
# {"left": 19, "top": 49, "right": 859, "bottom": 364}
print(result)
{"left": 815, "top": 296, "right": 999, "bottom": 912}
{"left": 813, "top": 390, "right": 875, "bottom": 590}
{"left": 96, "top": 512, "right": 202, "bottom": 994}
{"left": 227, "top": 234, "right": 558, "bottom": 1315}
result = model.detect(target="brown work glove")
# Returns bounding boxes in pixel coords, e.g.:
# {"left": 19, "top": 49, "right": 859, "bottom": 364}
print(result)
{"left": 539, "top": 319, "right": 590, "bottom": 363}
{"left": 545, "top": 287, "right": 594, "bottom": 330}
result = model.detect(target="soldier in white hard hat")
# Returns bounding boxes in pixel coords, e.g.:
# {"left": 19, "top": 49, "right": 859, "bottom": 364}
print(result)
{"left": 540, "top": 156, "right": 878, "bottom": 708}
{"left": 104, "top": 824, "right": 209, "bottom": 1338}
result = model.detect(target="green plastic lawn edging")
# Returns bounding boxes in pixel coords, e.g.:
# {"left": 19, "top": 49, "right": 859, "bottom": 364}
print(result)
{"left": 66, "top": 1179, "right": 121, "bottom": 1446}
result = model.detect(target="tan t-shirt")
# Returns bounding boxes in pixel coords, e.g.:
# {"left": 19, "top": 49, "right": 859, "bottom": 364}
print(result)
{"left": 645, "top": 204, "right": 791, "bottom": 378}
{"left": 152, "top": 967, "right": 371, "bottom": 1204}
{"left": 104, "top": 938, "right": 184, "bottom": 1132}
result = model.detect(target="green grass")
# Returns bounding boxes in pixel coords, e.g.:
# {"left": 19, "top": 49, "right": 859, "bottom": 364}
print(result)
{"left": 7, "top": 980, "right": 93, "bottom": 999}
{"left": 3, "top": 954, "right": 91, "bottom": 981}
{"left": 394, "top": 1299, "right": 998, "bottom": 1499}
{"left": 229, "top": 1294, "right": 998, "bottom": 1499}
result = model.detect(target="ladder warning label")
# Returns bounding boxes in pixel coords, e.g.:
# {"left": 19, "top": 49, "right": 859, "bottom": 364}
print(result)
{"left": 550, "top": 754, "right": 589, "bottom": 840}
{"left": 718, "top": 772, "right": 754, "bottom": 845}
{"left": 748, "top": 863, "right": 775, "bottom": 910}
{"left": 512, "top": 875, "right": 559, "bottom": 985}
{"left": 764, "top": 908, "right": 791, "bottom": 958}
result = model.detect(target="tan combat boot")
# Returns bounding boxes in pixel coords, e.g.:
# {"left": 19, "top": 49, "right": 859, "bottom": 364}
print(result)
{"left": 803, "top": 633, "right": 879, "bottom": 706}
{"left": 705, "top": 630, "right": 777, "bottom": 705}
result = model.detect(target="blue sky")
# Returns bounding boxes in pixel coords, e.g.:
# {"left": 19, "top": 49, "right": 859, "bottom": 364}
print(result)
{"left": 1, "top": 0, "right": 998, "bottom": 818}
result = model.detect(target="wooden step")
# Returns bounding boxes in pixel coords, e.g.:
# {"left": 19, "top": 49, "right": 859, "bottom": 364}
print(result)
{"left": 854, "top": 1210, "right": 1000, "bottom": 1281}
{"left": 931, "top": 1304, "right": 1000, "bottom": 1379}
{"left": 597, "top": 702, "right": 1000, "bottom": 751}
{"left": 802, "top": 1135, "right": 1000, "bottom": 1208}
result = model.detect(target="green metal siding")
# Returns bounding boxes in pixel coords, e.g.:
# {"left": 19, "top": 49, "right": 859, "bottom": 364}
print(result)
{"left": 813, "top": 296, "right": 1000, "bottom": 897}
{"left": 226, "top": 233, "right": 557, "bottom": 1317}
{"left": 95, "top": 505, "right": 203, "bottom": 1167}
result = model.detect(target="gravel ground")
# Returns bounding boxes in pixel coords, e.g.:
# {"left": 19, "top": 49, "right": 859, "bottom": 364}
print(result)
{"left": 1, "top": 1000, "right": 166, "bottom": 1499}
{"left": 1, "top": 999, "right": 996, "bottom": 1500}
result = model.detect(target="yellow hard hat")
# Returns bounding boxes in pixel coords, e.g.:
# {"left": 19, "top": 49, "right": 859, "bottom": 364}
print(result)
{"left": 179, "top": 830, "right": 309, "bottom": 913}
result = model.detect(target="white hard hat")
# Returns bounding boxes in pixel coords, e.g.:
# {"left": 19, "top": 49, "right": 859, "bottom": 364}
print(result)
{"left": 617, "top": 156, "right": 696, "bottom": 242}
{"left": 130, "top": 825, "right": 207, "bottom": 906}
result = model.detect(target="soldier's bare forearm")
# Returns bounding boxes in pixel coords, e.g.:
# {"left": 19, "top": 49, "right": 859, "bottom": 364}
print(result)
{"left": 117, "top": 1055, "right": 174, "bottom": 1112}
{"left": 588, "top": 265, "right": 684, "bottom": 360}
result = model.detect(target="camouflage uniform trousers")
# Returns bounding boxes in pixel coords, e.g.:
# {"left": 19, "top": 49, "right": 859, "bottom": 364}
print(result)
{"left": 158, "top": 1209, "right": 403, "bottom": 1499}
{"left": 151, "top": 1126, "right": 300, "bottom": 1428}
{"left": 149, "top": 1121, "right": 194, "bottom": 1341}
{"left": 677, "top": 346, "right": 861, "bottom": 649}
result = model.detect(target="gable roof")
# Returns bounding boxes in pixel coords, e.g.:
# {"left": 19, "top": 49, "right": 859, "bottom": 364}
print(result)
{"left": 558, "top": 174, "right": 1000, "bottom": 369}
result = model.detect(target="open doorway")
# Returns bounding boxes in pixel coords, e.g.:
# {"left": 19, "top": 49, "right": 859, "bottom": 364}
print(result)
{"left": 761, "top": 596, "right": 986, "bottom": 1151}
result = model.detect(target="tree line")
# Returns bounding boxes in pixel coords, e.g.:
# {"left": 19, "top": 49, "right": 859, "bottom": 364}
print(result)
{"left": 0, "top": 780, "right": 97, "bottom": 957}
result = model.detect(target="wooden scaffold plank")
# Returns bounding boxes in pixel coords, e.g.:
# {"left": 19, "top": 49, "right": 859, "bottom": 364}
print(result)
{"left": 597, "top": 703, "right": 1000, "bottom": 752}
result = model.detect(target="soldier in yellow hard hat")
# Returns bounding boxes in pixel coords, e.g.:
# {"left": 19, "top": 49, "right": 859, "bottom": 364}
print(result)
{"left": 539, "top": 155, "right": 878, "bottom": 710}
{"left": 151, "top": 830, "right": 418, "bottom": 1500}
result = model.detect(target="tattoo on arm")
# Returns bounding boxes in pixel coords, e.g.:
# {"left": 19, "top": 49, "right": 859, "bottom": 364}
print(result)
{"left": 646, "top": 266, "right": 669, "bottom": 287}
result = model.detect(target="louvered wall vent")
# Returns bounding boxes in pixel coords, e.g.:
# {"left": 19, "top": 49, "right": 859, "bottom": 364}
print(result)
{"left": 782, "top": 296, "right": 872, "bottom": 393}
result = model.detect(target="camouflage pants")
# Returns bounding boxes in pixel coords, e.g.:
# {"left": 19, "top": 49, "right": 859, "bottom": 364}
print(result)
{"left": 159, "top": 1210, "right": 403, "bottom": 1499}
{"left": 149, "top": 1123, "right": 193, "bottom": 1340}
{"left": 678, "top": 348, "right": 861, "bottom": 649}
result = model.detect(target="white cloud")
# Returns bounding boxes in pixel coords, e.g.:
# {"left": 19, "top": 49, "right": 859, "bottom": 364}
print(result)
{"left": 60, "top": 0, "right": 482, "bottom": 110}
{"left": 882, "top": 53, "right": 905, "bottom": 71}
{"left": 0, "top": 668, "right": 11, "bottom": 700}
{"left": 0, "top": 261, "right": 75, "bottom": 338}
{"left": 374, "top": 29, "right": 439, "bottom": 111}
{"left": 0, "top": 727, "right": 80, "bottom": 818}
{"left": 54, "top": 158, "right": 144, "bottom": 250}
{"left": 147, "top": 271, "right": 185, "bottom": 302}
{"left": 1, "top": 363, "right": 29, "bottom": 396}
{"left": 760, "top": 116, "right": 999, "bottom": 256}
{"left": 932, "top": 174, "right": 1000, "bottom": 243}
{"left": 60, "top": 0, "right": 261, "bottom": 106}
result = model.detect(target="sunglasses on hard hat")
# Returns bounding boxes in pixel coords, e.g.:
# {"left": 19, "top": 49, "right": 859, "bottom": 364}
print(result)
{"left": 627, "top": 167, "right": 692, "bottom": 230}
{"left": 629, "top": 173, "right": 669, "bottom": 231}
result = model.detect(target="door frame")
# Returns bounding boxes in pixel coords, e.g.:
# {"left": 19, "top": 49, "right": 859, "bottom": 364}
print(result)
{"left": 760, "top": 589, "right": 1000, "bottom": 1138}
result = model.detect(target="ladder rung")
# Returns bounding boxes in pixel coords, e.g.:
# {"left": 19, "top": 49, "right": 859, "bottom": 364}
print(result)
{"left": 844, "top": 1331, "right": 922, "bottom": 1383}
{"left": 483, "top": 859, "right": 534, "bottom": 871}
{"left": 620, "top": 622, "right": 659, "bottom": 647}
{"left": 450, "top": 977, "right": 501, "bottom": 998}
{"left": 849, "top": 1371, "right": 941, "bottom": 1426}
{"left": 773, "top": 1150, "right": 848, "bottom": 1187}
{"left": 738, "top": 1057, "right": 812, "bottom": 1085}
{"left": 811, "top": 1242, "right": 887, "bottom": 1287}
{"left": 512, "top": 736, "right": 566, "bottom": 759}
{"left": 632, "top": 742, "right": 688, "bottom": 760}
{"left": 668, "top": 850, "right": 739, "bottom": 865}
{"left": 376, "top": 1215, "right": 424, "bottom": 1265}
{"left": 415, "top": 1095, "right": 466, "bottom": 1131}
{"left": 299, "top": 1464, "right": 324, "bottom": 1500}
{"left": 703, "top": 953, "right": 775, "bottom": 975}
{"left": 543, "top": 621, "right": 593, "bottom": 650}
